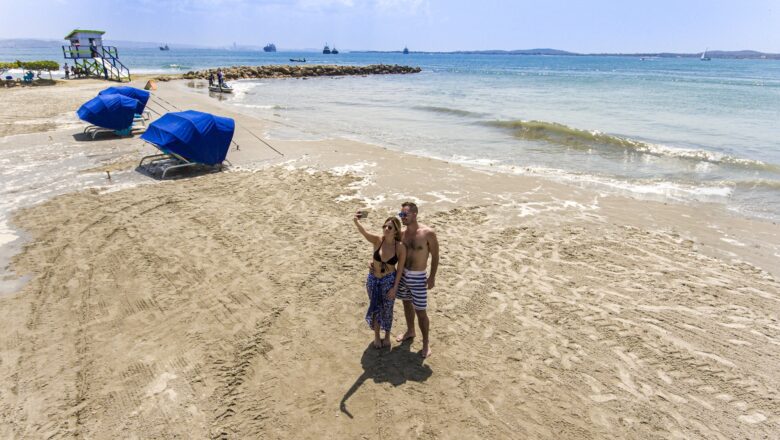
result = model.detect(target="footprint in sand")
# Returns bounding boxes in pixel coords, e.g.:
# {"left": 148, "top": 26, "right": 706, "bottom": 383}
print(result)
{"left": 589, "top": 394, "right": 617, "bottom": 403}
{"left": 738, "top": 412, "right": 766, "bottom": 424}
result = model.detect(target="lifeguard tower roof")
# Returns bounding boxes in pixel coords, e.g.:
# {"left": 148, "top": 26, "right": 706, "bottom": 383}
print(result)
{"left": 64, "top": 29, "right": 105, "bottom": 39}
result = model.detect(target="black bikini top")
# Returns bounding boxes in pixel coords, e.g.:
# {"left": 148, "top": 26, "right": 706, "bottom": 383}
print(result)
{"left": 373, "top": 239, "right": 398, "bottom": 265}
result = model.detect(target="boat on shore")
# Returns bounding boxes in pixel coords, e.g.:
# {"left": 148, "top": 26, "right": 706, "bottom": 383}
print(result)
{"left": 209, "top": 84, "right": 233, "bottom": 93}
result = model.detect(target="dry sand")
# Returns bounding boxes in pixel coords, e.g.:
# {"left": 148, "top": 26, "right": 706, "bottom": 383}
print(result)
{"left": 0, "top": 78, "right": 779, "bottom": 439}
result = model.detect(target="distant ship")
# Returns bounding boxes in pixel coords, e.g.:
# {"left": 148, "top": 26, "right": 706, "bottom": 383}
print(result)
{"left": 159, "top": 44, "right": 170, "bottom": 51}
{"left": 264, "top": 43, "right": 277, "bottom": 52}
{"left": 331, "top": 46, "right": 339, "bottom": 54}
{"left": 701, "top": 47, "right": 711, "bottom": 61}
{"left": 323, "top": 43, "right": 331, "bottom": 54}
{"left": 403, "top": 46, "right": 409, "bottom": 54}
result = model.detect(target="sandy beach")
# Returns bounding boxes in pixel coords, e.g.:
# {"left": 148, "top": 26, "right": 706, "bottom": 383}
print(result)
{"left": 0, "top": 77, "right": 779, "bottom": 439}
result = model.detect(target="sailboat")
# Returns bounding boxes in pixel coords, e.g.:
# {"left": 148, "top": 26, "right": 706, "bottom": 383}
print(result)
{"left": 701, "top": 48, "right": 711, "bottom": 61}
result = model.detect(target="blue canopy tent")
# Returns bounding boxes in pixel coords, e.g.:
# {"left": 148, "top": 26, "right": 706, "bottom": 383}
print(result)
{"left": 98, "top": 86, "right": 150, "bottom": 114}
{"left": 139, "top": 110, "right": 235, "bottom": 178}
{"left": 77, "top": 93, "right": 141, "bottom": 138}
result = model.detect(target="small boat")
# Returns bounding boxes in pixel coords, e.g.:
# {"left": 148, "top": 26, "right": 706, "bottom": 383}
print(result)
{"left": 264, "top": 43, "right": 277, "bottom": 52}
{"left": 403, "top": 46, "right": 409, "bottom": 54}
{"left": 323, "top": 44, "right": 331, "bottom": 54}
{"left": 701, "top": 48, "right": 711, "bottom": 61}
{"left": 209, "top": 84, "right": 233, "bottom": 93}
{"left": 289, "top": 58, "right": 306, "bottom": 62}
{"left": 159, "top": 44, "right": 170, "bottom": 51}
{"left": 331, "top": 46, "right": 339, "bottom": 54}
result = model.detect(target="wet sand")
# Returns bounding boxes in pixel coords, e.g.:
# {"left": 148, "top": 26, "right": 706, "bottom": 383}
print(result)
{"left": 0, "top": 78, "right": 778, "bottom": 439}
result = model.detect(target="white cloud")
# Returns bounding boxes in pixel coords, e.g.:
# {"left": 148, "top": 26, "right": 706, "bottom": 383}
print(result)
{"left": 296, "top": 0, "right": 355, "bottom": 9}
{"left": 374, "top": 0, "right": 428, "bottom": 14}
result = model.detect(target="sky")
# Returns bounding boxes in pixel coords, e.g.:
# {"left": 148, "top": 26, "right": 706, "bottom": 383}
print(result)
{"left": 0, "top": 0, "right": 778, "bottom": 52}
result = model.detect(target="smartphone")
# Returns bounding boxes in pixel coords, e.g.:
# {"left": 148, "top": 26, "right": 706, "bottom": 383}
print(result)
{"left": 358, "top": 210, "right": 369, "bottom": 219}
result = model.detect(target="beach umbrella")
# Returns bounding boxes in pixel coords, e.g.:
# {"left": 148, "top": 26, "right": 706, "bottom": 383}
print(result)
{"left": 76, "top": 93, "right": 139, "bottom": 131}
{"left": 98, "top": 86, "right": 150, "bottom": 114}
{"left": 140, "top": 110, "right": 235, "bottom": 165}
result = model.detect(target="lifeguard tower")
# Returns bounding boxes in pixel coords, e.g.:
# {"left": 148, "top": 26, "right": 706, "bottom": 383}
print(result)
{"left": 62, "top": 29, "right": 131, "bottom": 82}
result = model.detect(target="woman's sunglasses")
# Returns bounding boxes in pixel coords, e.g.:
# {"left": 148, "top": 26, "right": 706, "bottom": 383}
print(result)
{"left": 383, "top": 224, "right": 395, "bottom": 230}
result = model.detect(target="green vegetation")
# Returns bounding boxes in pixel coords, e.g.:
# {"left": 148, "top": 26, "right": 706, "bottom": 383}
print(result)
{"left": 19, "top": 60, "right": 60, "bottom": 72}
{"left": 0, "top": 60, "right": 60, "bottom": 79}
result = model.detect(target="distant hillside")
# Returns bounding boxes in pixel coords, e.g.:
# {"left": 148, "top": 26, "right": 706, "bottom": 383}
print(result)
{"left": 356, "top": 48, "right": 780, "bottom": 59}
{"left": 0, "top": 39, "right": 61, "bottom": 48}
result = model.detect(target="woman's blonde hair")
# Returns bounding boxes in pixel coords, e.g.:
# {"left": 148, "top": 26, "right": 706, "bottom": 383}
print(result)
{"left": 384, "top": 217, "right": 402, "bottom": 241}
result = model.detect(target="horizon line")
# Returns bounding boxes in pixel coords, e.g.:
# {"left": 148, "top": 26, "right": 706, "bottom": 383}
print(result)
{"left": 1, "top": 38, "right": 778, "bottom": 55}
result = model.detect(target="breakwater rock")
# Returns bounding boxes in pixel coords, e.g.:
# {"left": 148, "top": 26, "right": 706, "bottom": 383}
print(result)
{"left": 181, "top": 64, "right": 421, "bottom": 80}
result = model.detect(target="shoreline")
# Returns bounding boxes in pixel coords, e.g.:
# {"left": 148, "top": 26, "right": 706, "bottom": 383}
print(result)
{"left": 0, "top": 77, "right": 778, "bottom": 438}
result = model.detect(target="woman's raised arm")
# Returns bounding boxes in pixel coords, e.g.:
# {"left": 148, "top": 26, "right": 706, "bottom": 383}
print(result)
{"left": 353, "top": 211, "right": 380, "bottom": 245}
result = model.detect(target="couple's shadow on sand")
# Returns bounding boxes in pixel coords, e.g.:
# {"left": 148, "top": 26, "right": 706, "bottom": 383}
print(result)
{"left": 340, "top": 339, "right": 433, "bottom": 418}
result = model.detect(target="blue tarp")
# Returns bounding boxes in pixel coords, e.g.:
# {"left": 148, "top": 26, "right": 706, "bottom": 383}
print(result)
{"left": 98, "top": 86, "right": 150, "bottom": 114}
{"left": 140, "top": 110, "right": 235, "bottom": 165}
{"left": 76, "top": 94, "right": 139, "bottom": 131}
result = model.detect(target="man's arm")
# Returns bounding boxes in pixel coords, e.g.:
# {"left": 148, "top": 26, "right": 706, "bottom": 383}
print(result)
{"left": 427, "top": 229, "right": 439, "bottom": 289}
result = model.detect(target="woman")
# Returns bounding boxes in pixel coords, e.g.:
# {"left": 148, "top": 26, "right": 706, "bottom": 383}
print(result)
{"left": 353, "top": 212, "right": 406, "bottom": 348}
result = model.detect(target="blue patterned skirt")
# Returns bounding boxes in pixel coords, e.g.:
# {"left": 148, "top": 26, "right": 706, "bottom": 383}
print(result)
{"left": 365, "top": 272, "right": 396, "bottom": 332}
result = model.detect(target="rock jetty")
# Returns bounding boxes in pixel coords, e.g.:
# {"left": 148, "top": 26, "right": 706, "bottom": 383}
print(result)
{"left": 181, "top": 64, "right": 421, "bottom": 80}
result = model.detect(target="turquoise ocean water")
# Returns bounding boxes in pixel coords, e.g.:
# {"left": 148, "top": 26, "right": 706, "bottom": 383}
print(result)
{"left": 3, "top": 47, "right": 780, "bottom": 220}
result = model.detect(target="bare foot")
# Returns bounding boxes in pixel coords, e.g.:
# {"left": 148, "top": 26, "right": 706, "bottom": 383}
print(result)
{"left": 396, "top": 331, "right": 415, "bottom": 343}
{"left": 373, "top": 338, "right": 382, "bottom": 349}
{"left": 382, "top": 337, "right": 392, "bottom": 348}
{"left": 421, "top": 343, "right": 432, "bottom": 359}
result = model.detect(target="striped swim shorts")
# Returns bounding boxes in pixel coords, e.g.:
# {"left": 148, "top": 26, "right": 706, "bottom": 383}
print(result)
{"left": 397, "top": 270, "right": 427, "bottom": 310}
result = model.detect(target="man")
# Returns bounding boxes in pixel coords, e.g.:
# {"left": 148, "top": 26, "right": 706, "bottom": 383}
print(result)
{"left": 63, "top": 63, "right": 69, "bottom": 79}
{"left": 395, "top": 202, "right": 439, "bottom": 358}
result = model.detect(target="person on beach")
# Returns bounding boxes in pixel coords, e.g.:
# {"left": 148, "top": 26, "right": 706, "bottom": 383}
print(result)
{"left": 354, "top": 212, "right": 406, "bottom": 348}
{"left": 209, "top": 72, "right": 215, "bottom": 87}
{"left": 217, "top": 69, "right": 224, "bottom": 87}
{"left": 63, "top": 63, "right": 69, "bottom": 79}
{"left": 396, "top": 202, "right": 439, "bottom": 358}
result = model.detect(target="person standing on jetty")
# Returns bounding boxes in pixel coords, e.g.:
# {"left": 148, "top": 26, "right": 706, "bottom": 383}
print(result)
{"left": 354, "top": 212, "right": 407, "bottom": 349}
{"left": 396, "top": 202, "right": 439, "bottom": 358}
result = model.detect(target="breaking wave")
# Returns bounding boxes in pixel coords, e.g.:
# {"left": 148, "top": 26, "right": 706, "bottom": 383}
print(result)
{"left": 485, "top": 119, "right": 778, "bottom": 172}
{"left": 414, "top": 105, "right": 486, "bottom": 118}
